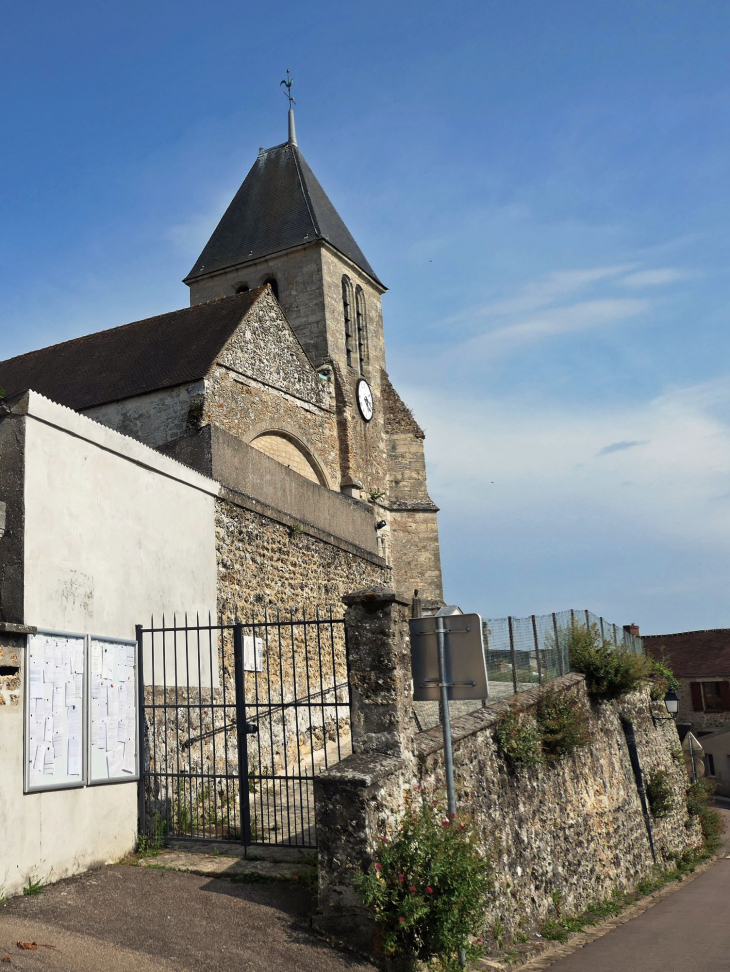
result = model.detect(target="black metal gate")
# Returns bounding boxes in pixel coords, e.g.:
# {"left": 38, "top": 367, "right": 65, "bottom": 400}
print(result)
{"left": 136, "top": 609, "right": 349, "bottom": 848}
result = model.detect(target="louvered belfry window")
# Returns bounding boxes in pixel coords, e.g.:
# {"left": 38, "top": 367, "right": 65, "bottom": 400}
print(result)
{"left": 342, "top": 276, "right": 356, "bottom": 368}
{"left": 355, "top": 286, "right": 367, "bottom": 374}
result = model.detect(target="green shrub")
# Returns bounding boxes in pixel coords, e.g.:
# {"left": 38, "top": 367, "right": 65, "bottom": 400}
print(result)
{"left": 568, "top": 625, "right": 649, "bottom": 701}
{"left": 535, "top": 688, "right": 591, "bottom": 763}
{"left": 647, "top": 658, "right": 680, "bottom": 701}
{"left": 355, "top": 793, "right": 491, "bottom": 971}
{"left": 495, "top": 707, "right": 543, "bottom": 769}
{"left": 645, "top": 770, "right": 674, "bottom": 819}
{"left": 686, "top": 779, "right": 726, "bottom": 853}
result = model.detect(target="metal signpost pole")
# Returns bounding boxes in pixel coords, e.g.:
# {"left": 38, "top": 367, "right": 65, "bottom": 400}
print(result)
{"left": 435, "top": 615, "right": 457, "bottom": 817}
{"left": 435, "top": 616, "right": 464, "bottom": 967}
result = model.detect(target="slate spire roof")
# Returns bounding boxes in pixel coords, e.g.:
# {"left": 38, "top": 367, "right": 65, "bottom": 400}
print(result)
{"left": 184, "top": 141, "right": 383, "bottom": 288}
{"left": 0, "top": 290, "right": 263, "bottom": 412}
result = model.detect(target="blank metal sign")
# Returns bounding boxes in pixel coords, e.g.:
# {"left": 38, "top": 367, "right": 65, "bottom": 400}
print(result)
{"left": 409, "top": 615, "right": 488, "bottom": 702}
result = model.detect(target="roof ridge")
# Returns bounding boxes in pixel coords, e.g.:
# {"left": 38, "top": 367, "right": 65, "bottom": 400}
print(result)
{"left": 291, "top": 144, "right": 320, "bottom": 238}
{"left": 0, "top": 289, "right": 265, "bottom": 367}
{"left": 644, "top": 628, "right": 730, "bottom": 638}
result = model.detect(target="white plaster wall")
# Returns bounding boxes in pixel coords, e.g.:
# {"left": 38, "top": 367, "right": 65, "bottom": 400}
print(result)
{"left": 1, "top": 392, "right": 219, "bottom": 898}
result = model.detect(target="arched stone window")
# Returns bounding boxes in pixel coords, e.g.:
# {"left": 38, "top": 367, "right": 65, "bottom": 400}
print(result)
{"left": 235, "top": 284, "right": 249, "bottom": 294}
{"left": 263, "top": 277, "right": 279, "bottom": 301}
{"left": 250, "top": 431, "right": 327, "bottom": 487}
{"left": 342, "top": 275, "right": 357, "bottom": 369}
{"left": 355, "top": 286, "right": 367, "bottom": 374}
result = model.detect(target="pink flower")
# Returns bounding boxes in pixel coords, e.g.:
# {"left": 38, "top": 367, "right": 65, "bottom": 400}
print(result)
{"left": 442, "top": 820, "right": 450, "bottom": 827}
{"left": 425, "top": 887, "right": 433, "bottom": 894}
{"left": 476, "top": 937, "right": 483, "bottom": 943}
{"left": 450, "top": 812, "right": 456, "bottom": 819}
{"left": 398, "top": 917, "right": 406, "bottom": 923}
{"left": 375, "top": 863, "right": 382, "bottom": 870}
{"left": 410, "top": 886, "right": 416, "bottom": 891}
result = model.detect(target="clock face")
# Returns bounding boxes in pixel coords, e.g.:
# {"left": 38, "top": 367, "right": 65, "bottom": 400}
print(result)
{"left": 356, "top": 379, "right": 374, "bottom": 422}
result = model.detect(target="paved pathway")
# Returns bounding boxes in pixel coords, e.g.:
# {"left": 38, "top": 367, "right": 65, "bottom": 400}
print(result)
{"left": 544, "top": 808, "right": 730, "bottom": 972}
{"left": 0, "top": 863, "right": 372, "bottom": 972}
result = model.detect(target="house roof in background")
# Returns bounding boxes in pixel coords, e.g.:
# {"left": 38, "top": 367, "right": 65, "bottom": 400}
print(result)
{"left": 643, "top": 628, "right": 730, "bottom": 676}
{"left": 0, "top": 289, "right": 262, "bottom": 411}
{"left": 184, "top": 142, "right": 383, "bottom": 287}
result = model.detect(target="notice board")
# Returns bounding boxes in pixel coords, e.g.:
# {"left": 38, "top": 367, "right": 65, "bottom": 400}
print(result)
{"left": 88, "top": 636, "right": 139, "bottom": 784}
{"left": 24, "top": 629, "right": 139, "bottom": 793}
{"left": 25, "top": 631, "right": 87, "bottom": 792}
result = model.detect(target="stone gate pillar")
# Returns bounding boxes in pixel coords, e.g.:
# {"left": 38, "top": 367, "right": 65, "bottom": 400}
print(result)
{"left": 342, "top": 584, "right": 414, "bottom": 759}
{"left": 313, "top": 585, "right": 415, "bottom": 952}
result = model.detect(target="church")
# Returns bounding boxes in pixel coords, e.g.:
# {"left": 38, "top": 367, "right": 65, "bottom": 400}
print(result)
{"left": 0, "top": 102, "right": 444, "bottom": 618}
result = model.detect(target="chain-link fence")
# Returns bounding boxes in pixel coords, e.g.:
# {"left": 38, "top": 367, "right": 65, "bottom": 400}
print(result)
{"left": 413, "top": 609, "right": 643, "bottom": 731}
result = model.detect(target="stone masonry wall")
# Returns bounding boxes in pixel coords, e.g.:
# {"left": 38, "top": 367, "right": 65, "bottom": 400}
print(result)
{"left": 315, "top": 616, "right": 699, "bottom": 956}
{"left": 84, "top": 381, "right": 206, "bottom": 450}
{"left": 388, "top": 509, "right": 443, "bottom": 605}
{"left": 215, "top": 496, "right": 388, "bottom": 618}
{"left": 415, "top": 677, "right": 697, "bottom": 942}
{"left": 0, "top": 632, "right": 22, "bottom": 708}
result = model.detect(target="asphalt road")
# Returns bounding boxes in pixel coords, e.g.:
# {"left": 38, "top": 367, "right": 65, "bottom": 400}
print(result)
{"left": 546, "top": 807, "right": 730, "bottom": 972}
{"left": 0, "top": 864, "right": 373, "bottom": 972}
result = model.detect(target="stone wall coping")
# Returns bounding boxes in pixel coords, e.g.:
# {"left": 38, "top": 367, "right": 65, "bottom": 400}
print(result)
{"left": 342, "top": 585, "right": 410, "bottom": 607}
{"left": 0, "top": 621, "right": 36, "bottom": 635}
{"left": 314, "top": 751, "right": 405, "bottom": 788}
{"left": 220, "top": 486, "right": 388, "bottom": 569}
{"left": 415, "top": 673, "right": 586, "bottom": 757}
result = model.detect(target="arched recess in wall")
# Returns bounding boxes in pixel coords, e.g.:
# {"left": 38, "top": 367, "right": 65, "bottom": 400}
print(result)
{"left": 263, "top": 277, "right": 279, "bottom": 301}
{"left": 249, "top": 431, "right": 328, "bottom": 487}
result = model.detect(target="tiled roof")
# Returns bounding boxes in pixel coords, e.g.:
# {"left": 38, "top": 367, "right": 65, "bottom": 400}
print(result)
{"left": 184, "top": 142, "right": 382, "bottom": 287}
{"left": 643, "top": 628, "right": 730, "bottom": 677}
{"left": 0, "top": 289, "right": 262, "bottom": 411}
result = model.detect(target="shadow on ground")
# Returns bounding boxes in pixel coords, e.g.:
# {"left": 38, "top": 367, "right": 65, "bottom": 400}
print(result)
{"left": 0, "top": 864, "right": 372, "bottom": 972}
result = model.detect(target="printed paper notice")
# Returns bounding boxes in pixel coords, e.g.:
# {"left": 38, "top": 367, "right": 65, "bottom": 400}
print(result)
{"left": 91, "top": 641, "right": 102, "bottom": 675}
{"left": 107, "top": 749, "right": 123, "bottom": 778}
{"left": 67, "top": 704, "right": 82, "bottom": 738}
{"left": 101, "top": 646, "right": 114, "bottom": 680}
{"left": 67, "top": 736, "right": 82, "bottom": 776}
{"left": 29, "top": 666, "right": 44, "bottom": 699}
{"left": 122, "top": 742, "right": 136, "bottom": 775}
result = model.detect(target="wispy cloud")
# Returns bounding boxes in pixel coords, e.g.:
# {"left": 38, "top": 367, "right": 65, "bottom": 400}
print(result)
{"left": 620, "top": 268, "right": 695, "bottom": 287}
{"left": 597, "top": 440, "right": 649, "bottom": 456}
{"left": 457, "top": 297, "right": 651, "bottom": 359}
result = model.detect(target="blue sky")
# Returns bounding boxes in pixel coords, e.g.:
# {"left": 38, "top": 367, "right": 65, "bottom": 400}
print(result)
{"left": 2, "top": 0, "right": 730, "bottom": 634}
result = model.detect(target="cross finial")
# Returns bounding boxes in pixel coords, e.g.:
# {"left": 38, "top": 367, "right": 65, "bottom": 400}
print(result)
{"left": 281, "top": 69, "right": 298, "bottom": 145}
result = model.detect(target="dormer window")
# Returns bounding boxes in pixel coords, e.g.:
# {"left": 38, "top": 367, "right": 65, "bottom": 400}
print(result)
{"left": 342, "top": 275, "right": 357, "bottom": 369}
{"left": 355, "top": 286, "right": 367, "bottom": 374}
{"left": 263, "top": 277, "right": 279, "bottom": 301}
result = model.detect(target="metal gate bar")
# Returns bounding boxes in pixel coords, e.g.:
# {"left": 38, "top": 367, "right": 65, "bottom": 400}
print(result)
{"left": 137, "top": 609, "right": 348, "bottom": 848}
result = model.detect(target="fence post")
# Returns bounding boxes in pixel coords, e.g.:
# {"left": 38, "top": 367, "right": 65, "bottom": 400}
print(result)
{"left": 136, "top": 623, "right": 145, "bottom": 839}
{"left": 531, "top": 615, "right": 542, "bottom": 685}
{"left": 232, "top": 622, "right": 252, "bottom": 845}
{"left": 553, "top": 613, "right": 564, "bottom": 676}
{"left": 508, "top": 616, "right": 518, "bottom": 694}
{"left": 342, "top": 585, "right": 414, "bottom": 759}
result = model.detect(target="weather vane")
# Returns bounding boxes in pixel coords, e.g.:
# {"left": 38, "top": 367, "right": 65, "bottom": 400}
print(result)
{"left": 280, "top": 69, "right": 295, "bottom": 107}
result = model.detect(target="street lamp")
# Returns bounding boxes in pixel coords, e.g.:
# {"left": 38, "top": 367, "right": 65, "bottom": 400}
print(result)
{"left": 664, "top": 690, "right": 679, "bottom": 717}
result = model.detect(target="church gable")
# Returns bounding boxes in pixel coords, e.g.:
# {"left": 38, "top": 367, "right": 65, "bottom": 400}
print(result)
{"left": 216, "top": 286, "right": 329, "bottom": 408}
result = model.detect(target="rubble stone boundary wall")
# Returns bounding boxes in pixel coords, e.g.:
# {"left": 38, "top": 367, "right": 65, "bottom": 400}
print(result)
{"left": 314, "top": 587, "right": 698, "bottom": 956}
